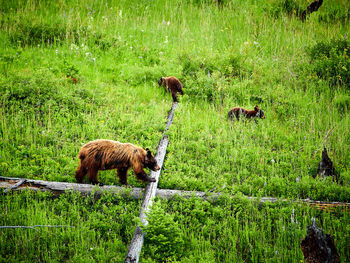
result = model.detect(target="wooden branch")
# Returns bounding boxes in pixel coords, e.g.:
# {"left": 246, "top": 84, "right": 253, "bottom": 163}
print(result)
{"left": 4, "top": 178, "right": 26, "bottom": 193}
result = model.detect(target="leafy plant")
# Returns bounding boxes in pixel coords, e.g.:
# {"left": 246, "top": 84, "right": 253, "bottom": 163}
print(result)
{"left": 307, "top": 38, "right": 350, "bottom": 88}
{"left": 142, "top": 201, "right": 184, "bottom": 261}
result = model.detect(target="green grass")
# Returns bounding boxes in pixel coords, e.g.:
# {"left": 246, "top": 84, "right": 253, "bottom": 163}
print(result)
{"left": 0, "top": 0, "right": 349, "bottom": 261}
{"left": 141, "top": 196, "right": 350, "bottom": 262}
{"left": 0, "top": 190, "right": 141, "bottom": 262}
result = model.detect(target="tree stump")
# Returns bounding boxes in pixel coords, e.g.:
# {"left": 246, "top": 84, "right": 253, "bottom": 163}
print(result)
{"left": 301, "top": 222, "right": 340, "bottom": 263}
{"left": 316, "top": 147, "right": 337, "bottom": 182}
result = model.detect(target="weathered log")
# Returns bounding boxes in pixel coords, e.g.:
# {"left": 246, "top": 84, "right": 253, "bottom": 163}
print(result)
{"left": 301, "top": 220, "right": 340, "bottom": 263}
{"left": 124, "top": 134, "right": 169, "bottom": 263}
{"left": 0, "top": 176, "right": 209, "bottom": 200}
{"left": 1, "top": 176, "right": 350, "bottom": 209}
{"left": 124, "top": 102, "right": 178, "bottom": 263}
{"left": 164, "top": 102, "right": 178, "bottom": 132}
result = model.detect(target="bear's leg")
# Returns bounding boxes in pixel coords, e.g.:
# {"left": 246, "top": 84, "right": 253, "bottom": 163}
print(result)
{"left": 75, "top": 163, "right": 87, "bottom": 183}
{"left": 87, "top": 167, "right": 100, "bottom": 185}
{"left": 135, "top": 171, "right": 156, "bottom": 183}
{"left": 171, "top": 92, "right": 178, "bottom": 102}
{"left": 117, "top": 167, "right": 128, "bottom": 185}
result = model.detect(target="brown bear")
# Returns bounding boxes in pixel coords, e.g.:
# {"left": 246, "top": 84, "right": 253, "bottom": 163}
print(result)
{"left": 75, "top": 139, "right": 160, "bottom": 185}
{"left": 158, "top": 76, "right": 184, "bottom": 102}
{"left": 228, "top": 105, "right": 265, "bottom": 121}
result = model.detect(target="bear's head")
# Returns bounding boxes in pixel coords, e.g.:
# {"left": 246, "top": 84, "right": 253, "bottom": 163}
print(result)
{"left": 254, "top": 105, "right": 266, "bottom": 119}
{"left": 158, "top": 77, "right": 165, "bottom": 87}
{"left": 145, "top": 148, "right": 160, "bottom": 171}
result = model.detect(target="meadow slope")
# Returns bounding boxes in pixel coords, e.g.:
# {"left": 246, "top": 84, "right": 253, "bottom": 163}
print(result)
{"left": 0, "top": 0, "right": 349, "bottom": 262}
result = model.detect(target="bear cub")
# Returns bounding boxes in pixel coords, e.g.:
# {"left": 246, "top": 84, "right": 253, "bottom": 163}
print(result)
{"left": 158, "top": 76, "right": 184, "bottom": 102}
{"left": 228, "top": 105, "right": 265, "bottom": 121}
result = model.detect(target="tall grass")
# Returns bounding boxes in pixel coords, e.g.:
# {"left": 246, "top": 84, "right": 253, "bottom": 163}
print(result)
{"left": 0, "top": 190, "right": 141, "bottom": 262}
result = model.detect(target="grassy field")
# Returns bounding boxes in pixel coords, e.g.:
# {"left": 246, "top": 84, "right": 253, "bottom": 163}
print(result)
{"left": 0, "top": 0, "right": 349, "bottom": 262}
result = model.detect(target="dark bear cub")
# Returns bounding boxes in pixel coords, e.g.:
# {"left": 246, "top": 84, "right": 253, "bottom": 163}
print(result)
{"left": 75, "top": 139, "right": 160, "bottom": 185}
{"left": 228, "top": 105, "right": 265, "bottom": 121}
{"left": 158, "top": 76, "right": 184, "bottom": 102}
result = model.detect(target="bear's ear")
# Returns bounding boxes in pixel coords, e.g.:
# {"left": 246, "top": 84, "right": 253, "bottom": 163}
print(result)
{"left": 146, "top": 148, "right": 152, "bottom": 157}
{"left": 254, "top": 105, "right": 259, "bottom": 111}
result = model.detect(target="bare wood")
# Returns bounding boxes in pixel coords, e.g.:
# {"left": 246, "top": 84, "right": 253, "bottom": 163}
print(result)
{"left": 125, "top": 102, "right": 177, "bottom": 263}
{"left": 164, "top": 102, "right": 178, "bottom": 132}
{"left": 124, "top": 135, "right": 170, "bottom": 262}
{"left": 1, "top": 177, "right": 349, "bottom": 208}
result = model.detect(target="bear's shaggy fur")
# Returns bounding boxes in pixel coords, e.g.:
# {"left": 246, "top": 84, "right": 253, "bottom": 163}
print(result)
{"left": 158, "top": 76, "right": 184, "bottom": 102}
{"left": 75, "top": 139, "right": 160, "bottom": 185}
{"left": 228, "top": 105, "right": 265, "bottom": 121}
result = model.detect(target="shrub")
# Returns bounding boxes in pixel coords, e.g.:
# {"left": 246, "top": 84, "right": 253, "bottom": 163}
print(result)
{"left": 142, "top": 201, "right": 184, "bottom": 261}
{"left": 307, "top": 38, "right": 350, "bottom": 89}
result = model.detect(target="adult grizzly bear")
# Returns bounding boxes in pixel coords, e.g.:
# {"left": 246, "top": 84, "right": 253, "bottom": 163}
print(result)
{"left": 158, "top": 76, "right": 184, "bottom": 102}
{"left": 75, "top": 139, "right": 160, "bottom": 185}
{"left": 228, "top": 105, "right": 265, "bottom": 121}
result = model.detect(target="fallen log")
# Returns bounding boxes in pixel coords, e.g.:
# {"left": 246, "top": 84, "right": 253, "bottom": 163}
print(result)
{"left": 125, "top": 102, "right": 178, "bottom": 263}
{"left": 1, "top": 177, "right": 349, "bottom": 209}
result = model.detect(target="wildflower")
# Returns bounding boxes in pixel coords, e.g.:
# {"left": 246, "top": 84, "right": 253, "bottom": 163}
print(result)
{"left": 296, "top": 177, "right": 300, "bottom": 182}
